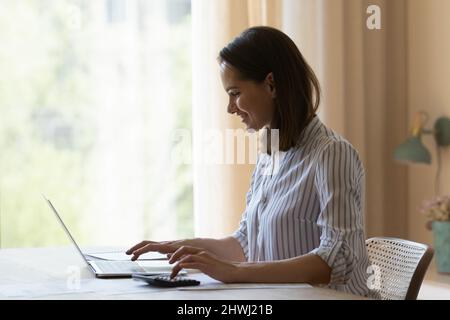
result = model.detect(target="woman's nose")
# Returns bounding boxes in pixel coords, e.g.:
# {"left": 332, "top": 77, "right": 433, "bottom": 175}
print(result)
{"left": 227, "top": 102, "right": 237, "bottom": 114}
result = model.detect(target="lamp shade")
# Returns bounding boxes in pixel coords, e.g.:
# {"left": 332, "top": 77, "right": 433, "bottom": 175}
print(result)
{"left": 394, "top": 136, "right": 431, "bottom": 164}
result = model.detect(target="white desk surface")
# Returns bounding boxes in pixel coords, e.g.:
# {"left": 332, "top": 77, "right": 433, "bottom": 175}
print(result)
{"left": 418, "top": 260, "right": 450, "bottom": 300}
{"left": 0, "top": 246, "right": 367, "bottom": 300}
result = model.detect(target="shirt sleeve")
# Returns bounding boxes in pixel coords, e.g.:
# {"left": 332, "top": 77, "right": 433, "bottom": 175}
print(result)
{"left": 231, "top": 161, "right": 259, "bottom": 261}
{"left": 310, "top": 140, "right": 365, "bottom": 286}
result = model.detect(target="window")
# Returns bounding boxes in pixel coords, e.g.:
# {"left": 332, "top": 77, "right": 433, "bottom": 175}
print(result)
{"left": 0, "top": 0, "right": 193, "bottom": 247}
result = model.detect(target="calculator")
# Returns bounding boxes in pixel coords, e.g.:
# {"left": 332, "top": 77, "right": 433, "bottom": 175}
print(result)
{"left": 132, "top": 274, "right": 201, "bottom": 287}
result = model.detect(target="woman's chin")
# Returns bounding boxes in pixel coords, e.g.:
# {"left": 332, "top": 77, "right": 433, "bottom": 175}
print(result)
{"left": 241, "top": 117, "right": 258, "bottom": 131}
{"left": 244, "top": 123, "right": 258, "bottom": 133}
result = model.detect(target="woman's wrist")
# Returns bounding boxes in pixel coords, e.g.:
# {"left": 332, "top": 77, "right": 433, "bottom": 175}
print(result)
{"left": 233, "top": 262, "right": 251, "bottom": 282}
{"left": 181, "top": 238, "right": 204, "bottom": 248}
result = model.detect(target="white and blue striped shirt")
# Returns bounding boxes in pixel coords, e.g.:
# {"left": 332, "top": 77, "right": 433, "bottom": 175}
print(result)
{"left": 232, "top": 116, "right": 370, "bottom": 297}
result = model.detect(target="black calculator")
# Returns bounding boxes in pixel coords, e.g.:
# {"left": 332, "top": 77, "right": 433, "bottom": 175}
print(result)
{"left": 132, "top": 274, "right": 200, "bottom": 287}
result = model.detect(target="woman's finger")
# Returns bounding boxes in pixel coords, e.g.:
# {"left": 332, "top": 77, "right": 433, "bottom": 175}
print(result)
{"left": 131, "top": 243, "right": 177, "bottom": 261}
{"left": 170, "top": 262, "right": 204, "bottom": 278}
{"left": 170, "top": 255, "right": 204, "bottom": 278}
{"left": 126, "top": 240, "right": 176, "bottom": 255}
{"left": 170, "top": 253, "right": 211, "bottom": 277}
{"left": 126, "top": 240, "right": 153, "bottom": 255}
{"left": 168, "top": 246, "right": 203, "bottom": 264}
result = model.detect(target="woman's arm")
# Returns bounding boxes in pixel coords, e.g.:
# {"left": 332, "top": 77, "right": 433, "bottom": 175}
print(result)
{"left": 169, "top": 247, "right": 331, "bottom": 285}
{"left": 184, "top": 236, "right": 246, "bottom": 262}
{"left": 236, "top": 253, "right": 331, "bottom": 284}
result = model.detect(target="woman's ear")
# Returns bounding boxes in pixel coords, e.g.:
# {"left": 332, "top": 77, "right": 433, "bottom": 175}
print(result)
{"left": 265, "top": 72, "right": 276, "bottom": 98}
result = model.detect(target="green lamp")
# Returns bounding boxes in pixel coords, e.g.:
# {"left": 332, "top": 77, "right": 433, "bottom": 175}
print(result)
{"left": 394, "top": 111, "right": 450, "bottom": 193}
{"left": 394, "top": 136, "right": 431, "bottom": 164}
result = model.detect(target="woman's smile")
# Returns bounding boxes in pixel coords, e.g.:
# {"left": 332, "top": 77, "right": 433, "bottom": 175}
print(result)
{"left": 220, "top": 63, "right": 276, "bottom": 131}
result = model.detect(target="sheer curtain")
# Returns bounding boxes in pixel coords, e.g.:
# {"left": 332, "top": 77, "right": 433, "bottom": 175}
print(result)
{"left": 0, "top": 0, "right": 193, "bottom": 248}
{"left": 192, "top": 0, "right": 409, "bottom": 238}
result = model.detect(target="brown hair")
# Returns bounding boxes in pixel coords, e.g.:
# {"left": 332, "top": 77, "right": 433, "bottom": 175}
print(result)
{"left": 219, "top": 26, "right": 321, "bottom": 151}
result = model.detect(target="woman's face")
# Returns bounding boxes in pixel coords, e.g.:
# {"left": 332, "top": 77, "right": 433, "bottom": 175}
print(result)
{"left": 219, "top": 62, "right": 276, "bottom": 131}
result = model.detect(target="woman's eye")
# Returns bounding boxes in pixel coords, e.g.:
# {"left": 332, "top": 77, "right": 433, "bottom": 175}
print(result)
{"left": 230, "top": 92, "right": 240, "bottom": 97}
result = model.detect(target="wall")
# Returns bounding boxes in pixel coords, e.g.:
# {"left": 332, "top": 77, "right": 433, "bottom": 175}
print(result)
{"left": 407, "top": 0, "right": 450, "bottom": 244}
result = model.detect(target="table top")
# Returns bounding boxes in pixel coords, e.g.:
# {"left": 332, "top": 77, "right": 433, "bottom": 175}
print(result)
{"left": 0, "top": 246, "right": 367, "bottom": 300}
{"left": 418, "top": 260, "right": 450, "bottom": 300}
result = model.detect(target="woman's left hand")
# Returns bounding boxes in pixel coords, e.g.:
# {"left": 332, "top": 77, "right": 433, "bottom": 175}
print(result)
{"left": 168, "top": 245, "right": 242, "bottom": 283}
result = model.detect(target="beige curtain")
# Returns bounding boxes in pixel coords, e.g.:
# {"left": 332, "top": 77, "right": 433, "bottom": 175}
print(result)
{"left": 192, "top": 0, "right": 282, "bottom": 237}
{"left": 192, "top": 0, "right": 409, "bottom": 239}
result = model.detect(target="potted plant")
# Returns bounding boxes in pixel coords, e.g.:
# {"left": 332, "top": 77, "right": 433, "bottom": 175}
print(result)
{"left": 421, "top": 195, "right": 450, "bottom": 273}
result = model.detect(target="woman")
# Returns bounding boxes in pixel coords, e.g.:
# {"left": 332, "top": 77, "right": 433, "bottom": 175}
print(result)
{"left": 127, "top": 26, "right": 371, "bottom": 297}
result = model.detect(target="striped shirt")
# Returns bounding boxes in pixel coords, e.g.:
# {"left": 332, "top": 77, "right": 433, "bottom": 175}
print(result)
{"left": 232, "top": 116, "right": 371, "bottom": 297}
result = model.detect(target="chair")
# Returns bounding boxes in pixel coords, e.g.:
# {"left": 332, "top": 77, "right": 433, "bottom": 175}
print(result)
{"left": 365, "top": 237, "right": 434, "bottom": 300}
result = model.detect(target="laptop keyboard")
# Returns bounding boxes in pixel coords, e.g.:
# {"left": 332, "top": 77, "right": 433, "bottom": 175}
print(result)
{"left": 94, "top": 260, "right": 145, "bottom": 273}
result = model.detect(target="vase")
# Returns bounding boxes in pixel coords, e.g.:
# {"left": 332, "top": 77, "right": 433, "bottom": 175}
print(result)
{"left": 432, "top": 221, "right": 450, "bottom": 273}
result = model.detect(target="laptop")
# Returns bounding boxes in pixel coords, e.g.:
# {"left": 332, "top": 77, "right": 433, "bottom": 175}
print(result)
{"left": 43, "top": 195, "right": 178, "bottom": 278}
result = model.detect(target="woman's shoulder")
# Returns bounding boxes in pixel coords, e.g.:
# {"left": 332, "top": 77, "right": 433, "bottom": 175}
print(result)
{"left": 311, "top": 124, "right": 362, "bottom": 163}
{"left": 297, "top": 116, "right": 350, "bottom": 147}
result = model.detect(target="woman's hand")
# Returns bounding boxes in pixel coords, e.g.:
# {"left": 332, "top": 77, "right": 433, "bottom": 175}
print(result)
{"left": 126, "top": 240, "right": 188, "bottom": 261}
{"left": 168, "top": 245, "right": 241, "bottom": 283}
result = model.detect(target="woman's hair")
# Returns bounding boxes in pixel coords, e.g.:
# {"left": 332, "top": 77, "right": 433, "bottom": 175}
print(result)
{"left": 219, "top": 26, "right": 321, "bottom": 151}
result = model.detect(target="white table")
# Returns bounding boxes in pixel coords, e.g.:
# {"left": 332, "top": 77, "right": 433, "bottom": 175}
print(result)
{"left": 0, "top": 246, "right": 367, "bottom": 300}
{"left": 418, "top": 261, "right": 450, "bottom": 300}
